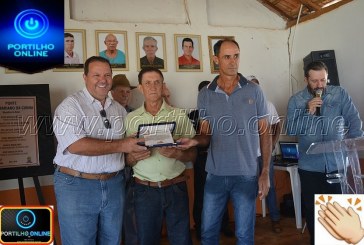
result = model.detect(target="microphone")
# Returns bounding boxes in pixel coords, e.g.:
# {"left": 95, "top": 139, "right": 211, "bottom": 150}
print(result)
{"left": 315, "top": 89, "right": 323, "bottom": 116}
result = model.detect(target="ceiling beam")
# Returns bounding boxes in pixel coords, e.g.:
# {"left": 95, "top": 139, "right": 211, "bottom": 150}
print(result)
{"left": 260, "top": 0, "right": 293, "bottom": 20}
{"left": 297, "top": 0, "right": 321, "bottom": 11}
{"left": 286, "top": 0, "right": 353, "bottom": 28}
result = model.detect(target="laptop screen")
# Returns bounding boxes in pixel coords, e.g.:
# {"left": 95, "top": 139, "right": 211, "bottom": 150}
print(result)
{"left": 279, "top": 142, "right": 299, "bottom": 162}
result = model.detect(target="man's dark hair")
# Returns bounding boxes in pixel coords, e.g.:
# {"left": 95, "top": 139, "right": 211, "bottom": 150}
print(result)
{"left": 138, "top": 67, "right": 164, "bottom": 84}
{"left": 84, "top": 56, "right": 112, "bottom": 75}
{"left": 64, "top": 32, "right": 74, "bottom": 38}
{"left": 198, "top": 80, "right": 210, "bottom": 91}
{"left": 213, "top": 39, "right": 239, "bottom": 56}
{"left": 182, "top": 38, "right": 194, "bottom": 48}
{"left": 304, "top": 61, "right": 328, "bottom": 78}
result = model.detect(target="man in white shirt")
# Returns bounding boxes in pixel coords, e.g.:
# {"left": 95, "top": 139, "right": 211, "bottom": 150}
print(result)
{"left": 247, "top": 75, "right": 282, "bottom": 233}
{"left": 53, "top": 56, "right": 146, "bottom": 245}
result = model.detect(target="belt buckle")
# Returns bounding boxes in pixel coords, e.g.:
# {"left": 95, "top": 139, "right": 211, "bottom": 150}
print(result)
{"left": 157, "top": 181, "right": 162, "bottom": 188}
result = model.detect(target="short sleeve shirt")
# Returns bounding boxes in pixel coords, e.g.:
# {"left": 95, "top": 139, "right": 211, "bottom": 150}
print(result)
{"left": 198, "top": 74, "right": 268, "bottom": 176}
{"left": 125, "top": 101, "right": 195, "bottom": 181}
{"left": 53, "top": 88, "right": 127, "bottom": 173}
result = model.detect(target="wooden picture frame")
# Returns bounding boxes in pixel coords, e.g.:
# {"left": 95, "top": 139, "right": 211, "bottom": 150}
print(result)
{"left": 54, "top": 29, "right": 87, "bottom": 71}
{"left": 136, "top": 32, "right": 167, "bottom": 72}
{"left": 208, "top": 36, "right": 235, "bottom": 73}
{"left": 174, "top": 34, "right": 202, "bottom": 72}
{"left": 96, "top": 30, "right": 129, "bottom": 71}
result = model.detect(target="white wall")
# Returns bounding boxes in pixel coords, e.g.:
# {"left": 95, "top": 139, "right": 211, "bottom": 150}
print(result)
{"left": 2, "top": 0, "right": 362, "bottom": 190}
{"left": 290, "top": 0, "right": 364, "bottom": 119}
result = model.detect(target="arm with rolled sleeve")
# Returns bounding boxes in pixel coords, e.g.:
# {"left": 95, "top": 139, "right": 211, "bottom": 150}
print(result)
{"left": 53, "top": 97, "right": 145, "bottom": 157}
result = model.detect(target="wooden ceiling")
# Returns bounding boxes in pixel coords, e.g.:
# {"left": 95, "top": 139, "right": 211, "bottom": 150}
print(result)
{"left": 258, "top": 0, "right": 353, "bottom": 28}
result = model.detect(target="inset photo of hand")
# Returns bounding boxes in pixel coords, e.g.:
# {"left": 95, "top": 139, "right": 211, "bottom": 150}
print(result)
{"left": 315, "top": 195, "right": 364, "bottom": 245}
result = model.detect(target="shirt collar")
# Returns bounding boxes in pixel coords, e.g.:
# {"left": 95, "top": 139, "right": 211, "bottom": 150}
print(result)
{"left": 207, "top": 73, "right": 248, "bottom": 92}
{"left": 64, "top": 51, "right": 73, "bottom": 58}
{"left": 82, "top": 87, "right": 112, "bottom": 109}
{"left": 302, "top": 85, "right": 334, "bottom": 99}
{"left": 134, "top": 99, "right": 173, "bottom": 116}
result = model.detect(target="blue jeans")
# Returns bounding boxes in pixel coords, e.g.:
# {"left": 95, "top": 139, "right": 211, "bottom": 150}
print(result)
{"left": 201, "top": 174, "right": 258, "bottom": 245}
{"left": 123, "top": 166, "right": 138, "bottom": 245}
{"left": 193, "top": 150, "right": 230, "bottom": 234}
{"left": 258, "top": 156, "right": 280, "bottom": 221}
{"left": 54, "top": 170, "right": 125, "bottom": 245}
{"left": 133, "top": 182, "right": 192, "bottom": 245}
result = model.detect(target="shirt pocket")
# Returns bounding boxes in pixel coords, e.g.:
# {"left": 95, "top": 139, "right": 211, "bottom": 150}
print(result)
{"left": 235, "top": 99, "right": 258, "bottom": 133}
{"left": 324, "top": 101, "right": 340, "bottom": 116}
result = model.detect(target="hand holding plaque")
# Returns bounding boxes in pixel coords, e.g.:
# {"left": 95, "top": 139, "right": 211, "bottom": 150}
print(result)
{"left": 137, "top": 122, "right": 179, "bottom": 148}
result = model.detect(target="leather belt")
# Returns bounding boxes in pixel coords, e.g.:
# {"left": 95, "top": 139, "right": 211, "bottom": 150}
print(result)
{"left": 56, "top": 165, "right": 119, "bottom": 180}
{"left": 134, "top": 174, "right": 188, "bottom": 188}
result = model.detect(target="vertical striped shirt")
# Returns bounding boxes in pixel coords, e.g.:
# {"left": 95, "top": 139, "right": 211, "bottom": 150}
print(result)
{"left": 53, "top": 87, "right": 127, "bottom": 173}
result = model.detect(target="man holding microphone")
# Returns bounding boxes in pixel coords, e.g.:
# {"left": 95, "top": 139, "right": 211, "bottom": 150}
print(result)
{"left": 286, "top": 61, "right": 363, "bottom": 245}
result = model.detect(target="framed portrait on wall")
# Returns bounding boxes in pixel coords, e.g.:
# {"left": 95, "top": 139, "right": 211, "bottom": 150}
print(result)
{"left": 174, "top": 34, "right": 202, "bottom": 72}
{"left": 54, "top": 29, "right": 87, "bottom": 71}
{"left": 96, "top": 30, "right": 129, "bottom": 70}
{"left": 136, "top": 32, "right": 167, "bottom": 72}
{"left": 208, "top": 36, "right": 235, "bottom": 73}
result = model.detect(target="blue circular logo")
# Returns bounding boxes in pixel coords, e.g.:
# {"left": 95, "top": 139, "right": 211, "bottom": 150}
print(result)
{"left": 14, "top": 9, "right": 49, "bottom": 39}
{"left": 16, "top": 210, "right": 36, "bottom": 229}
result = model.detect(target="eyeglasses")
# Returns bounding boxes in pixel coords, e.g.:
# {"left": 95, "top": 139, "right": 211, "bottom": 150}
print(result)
{"left": 100, "top": 109, "right": 111, "bottom": 129}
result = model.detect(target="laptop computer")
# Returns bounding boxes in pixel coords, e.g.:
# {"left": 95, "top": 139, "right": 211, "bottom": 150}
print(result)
{"left": 276, "top": 141, "right": 299, "bottom": 166}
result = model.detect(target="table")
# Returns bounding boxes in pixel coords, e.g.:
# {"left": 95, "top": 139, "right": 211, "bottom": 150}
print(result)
{"left": 274, "top": 164, "right": 302, "bottom": 229}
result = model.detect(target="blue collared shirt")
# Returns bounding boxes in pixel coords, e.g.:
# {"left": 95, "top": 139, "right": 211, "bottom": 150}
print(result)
{"left": 286, "top": 85, "right": 363, "bottom": 173}
{"left": 198, "top": 74, "right": 268, "bottom": 176}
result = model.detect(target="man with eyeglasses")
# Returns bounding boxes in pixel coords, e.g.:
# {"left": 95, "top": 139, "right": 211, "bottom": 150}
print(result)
{"left": 53, "top": 56, "right": 146, "bottom": 245}
{"left": 286, "top": 61, "right": 363, "bottom": 245}
{"left": 125, "top": 67, "right": 196, "bottom": 245}
{"left": 100, "top": 33, "right": 126, "bottom": 66}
